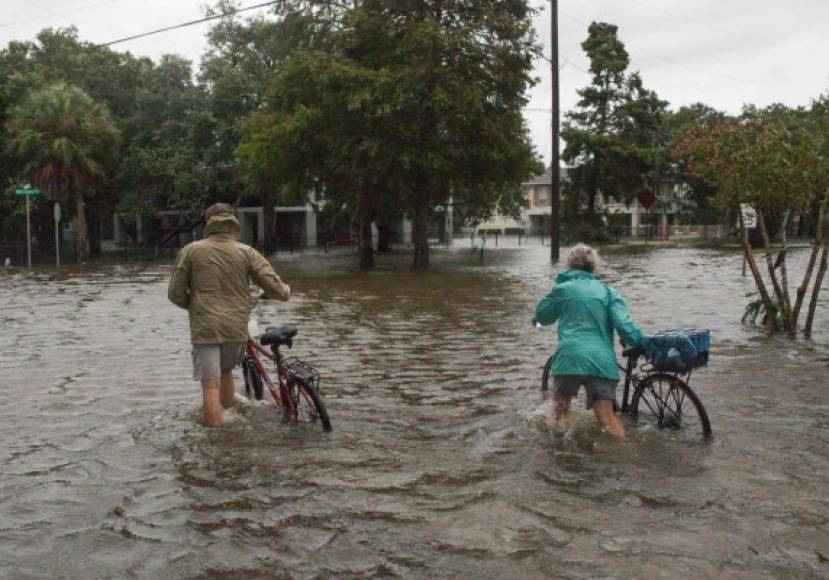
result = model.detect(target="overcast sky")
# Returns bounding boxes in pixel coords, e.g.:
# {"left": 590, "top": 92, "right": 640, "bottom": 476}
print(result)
{"left": 2, "top": 0, "right": 827, "bottom": 164}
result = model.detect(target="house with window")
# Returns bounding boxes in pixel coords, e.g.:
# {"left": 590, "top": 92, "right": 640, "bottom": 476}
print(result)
{"left": 474, "top": 167, "right": 558, "bottom": 235}
{"left": 474, "top": 167, "right": 690, "bottom": 239}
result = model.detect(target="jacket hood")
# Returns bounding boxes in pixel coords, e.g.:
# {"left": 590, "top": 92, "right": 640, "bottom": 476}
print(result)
{"left": 203, "top": 213, "right": 241, "bottom": 239}
{"left": 555, "top": 268, "right": 595, "bottom": 284}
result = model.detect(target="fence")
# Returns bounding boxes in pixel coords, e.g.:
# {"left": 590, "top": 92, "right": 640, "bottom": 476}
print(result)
{"left": 0, "top": 241, "right": 182, "bottom": 267}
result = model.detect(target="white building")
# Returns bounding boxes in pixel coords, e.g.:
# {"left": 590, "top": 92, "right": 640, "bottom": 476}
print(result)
{"left": 475, "top": 168, "right": 680, "bottom": 239}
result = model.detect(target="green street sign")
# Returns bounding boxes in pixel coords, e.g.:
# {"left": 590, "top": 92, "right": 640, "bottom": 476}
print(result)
{"left": 15, "top": 185, "right": 42, "bottom": 196}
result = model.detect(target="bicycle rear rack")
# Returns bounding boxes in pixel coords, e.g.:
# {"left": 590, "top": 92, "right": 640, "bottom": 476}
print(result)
{"left": 283, "top": 357, "right": 321, "bottom": 392}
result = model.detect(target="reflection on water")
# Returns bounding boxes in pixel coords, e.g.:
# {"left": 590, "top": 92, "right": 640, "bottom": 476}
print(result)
{"left": 1, "top": 245, "right": 828, "bottom": 579}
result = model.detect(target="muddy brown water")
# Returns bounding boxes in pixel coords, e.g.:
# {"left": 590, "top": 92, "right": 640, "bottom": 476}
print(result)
{"left": 1, "top": 245, "right": 828, "bottom": 579}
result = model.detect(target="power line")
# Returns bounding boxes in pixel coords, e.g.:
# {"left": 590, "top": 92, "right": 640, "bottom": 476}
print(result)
{"left": 0, "top": 0, "right": 129, "bottom": 29}
{"left": 557, "top": 8, "right": 773, "bottom": 88}
{"left": 625, "top": 0, "right": 766, "bottom": 45}
{"left": 98, "top": 0, "right": 283, "bottom": 47}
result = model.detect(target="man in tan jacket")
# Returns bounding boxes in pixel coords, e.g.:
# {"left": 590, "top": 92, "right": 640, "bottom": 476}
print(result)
{"left": 168, "top": 203, "right": 291, "bottom": 427}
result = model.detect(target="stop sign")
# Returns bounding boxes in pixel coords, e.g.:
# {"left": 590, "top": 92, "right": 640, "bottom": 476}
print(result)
{"left": 638, "top": 189, "right": 656, "bottom": 210}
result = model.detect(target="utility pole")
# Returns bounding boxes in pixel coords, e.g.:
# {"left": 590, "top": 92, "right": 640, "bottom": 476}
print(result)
{"left": 550, "top": 0, "right": 561, "bottom": 263}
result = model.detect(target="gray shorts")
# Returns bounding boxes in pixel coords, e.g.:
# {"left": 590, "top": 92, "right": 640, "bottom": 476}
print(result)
{"left": 192, "top": 343, "right": 245, "bottom": 381}
{"left": 553, "top": 375, "right": 617, "bottom": 409}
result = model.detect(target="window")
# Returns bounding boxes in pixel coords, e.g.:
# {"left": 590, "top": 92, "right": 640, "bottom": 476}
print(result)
{"left": 535, "top": 186, "right": 549, "bottom": 206}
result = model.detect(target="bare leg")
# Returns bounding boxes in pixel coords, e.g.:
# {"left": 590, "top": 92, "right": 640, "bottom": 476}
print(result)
{"left": 592, "top": 400, "right": 625, "bottom": 439}
{"left": 552, "top": 392, "right": 572, "bottom": 423}
{"left": 202, "top": 378, "right": 223, "bottom": 427}
{"left": 219, "top": 371, "right": 236, "bottom": 409}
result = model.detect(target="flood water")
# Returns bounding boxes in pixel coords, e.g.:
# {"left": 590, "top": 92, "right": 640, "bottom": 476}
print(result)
{"left": 1, "top": 244, "right": 828, "bottom": 579}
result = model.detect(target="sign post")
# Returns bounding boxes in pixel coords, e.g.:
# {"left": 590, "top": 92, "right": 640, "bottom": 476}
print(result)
{"left": 53, "top": 202, "right": 62, "bottom": 270}
{"left": 15, "top": 185, "right": 42, "bottom": 271}
{"left": 740, "top": 203, "right": 757, "bottom": 229}
{"left": 740, "top": 204, "right": 757, "bottom": 278}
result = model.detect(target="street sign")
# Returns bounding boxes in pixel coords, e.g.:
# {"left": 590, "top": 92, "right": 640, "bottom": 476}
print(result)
{"left": 16, "top": 185, "right": 42, "bottom": 196}
{"left": 638, "top": 189, "right": 656, "bottom": 210}
{"left": 53, "top": 202, "right": 61, "bottom": 223}
{"left": 740, "top": 203, "right": 757, "bottom": 229}
{"left": 15, "top": 184, "right": 41, "bottom": 271}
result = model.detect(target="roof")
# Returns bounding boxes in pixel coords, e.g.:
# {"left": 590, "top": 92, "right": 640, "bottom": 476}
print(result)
{"left": 525, "top": 167, "right": 568, "bottom": 185}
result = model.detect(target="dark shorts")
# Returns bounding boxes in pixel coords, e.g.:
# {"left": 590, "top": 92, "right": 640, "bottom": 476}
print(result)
{"left": 553, "top": 375, "right": 618, "bottom": 409}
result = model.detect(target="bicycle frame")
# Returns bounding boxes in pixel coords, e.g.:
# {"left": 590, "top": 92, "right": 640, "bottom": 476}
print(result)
{"left": 618, "top": 353, "right": 692, "bottom": 413}
{"left": 244, "top": 337, "right": 324, "bottom": 424}
{"left": 245, "top": 339, "right": 297, "bottom": 417}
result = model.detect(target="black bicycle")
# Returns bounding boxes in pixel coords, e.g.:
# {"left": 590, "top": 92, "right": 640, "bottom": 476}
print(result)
{"left": 541, "top": 346, "right": 712, "bottom": 441}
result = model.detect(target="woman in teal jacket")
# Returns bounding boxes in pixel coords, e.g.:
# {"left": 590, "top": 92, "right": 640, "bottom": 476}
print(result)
{"left": 534, "top": 244, "right": 645, "bottom": 439}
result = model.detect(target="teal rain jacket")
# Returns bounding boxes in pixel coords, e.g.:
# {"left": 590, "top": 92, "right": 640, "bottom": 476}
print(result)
{"left": 534, "top": 269, "right": 645, "bottom": 381}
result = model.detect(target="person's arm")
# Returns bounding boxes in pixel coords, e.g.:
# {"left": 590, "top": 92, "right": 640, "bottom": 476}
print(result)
{"left": 608, "top": 286, "right": 645, "bottom": 347}
{"left": 534, "top": 285, "right": 565, "bottom": 326}
{"left": 249, "top": 249, "right": 290, "bottom": 301}
{"left": 168, "top": 248, "right": 191, "bottom": 309}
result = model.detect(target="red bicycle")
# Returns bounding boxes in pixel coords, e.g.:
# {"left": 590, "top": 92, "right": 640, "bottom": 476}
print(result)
{"left": 241, "top": 317, "right": 332, "bottom": 432}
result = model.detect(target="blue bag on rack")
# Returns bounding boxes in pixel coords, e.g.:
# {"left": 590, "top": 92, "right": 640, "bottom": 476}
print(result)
{"left": 643, "top": 329, "right": 710, "bottom": 372}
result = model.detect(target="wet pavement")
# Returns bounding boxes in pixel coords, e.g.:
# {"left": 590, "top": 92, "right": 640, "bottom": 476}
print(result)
{"left": 1, "top": 244, "right": 828, "bottom": 579}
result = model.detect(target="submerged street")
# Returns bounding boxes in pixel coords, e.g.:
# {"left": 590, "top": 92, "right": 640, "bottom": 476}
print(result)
{"left": 1, "top": 245, "right": 828, "bottom": 579}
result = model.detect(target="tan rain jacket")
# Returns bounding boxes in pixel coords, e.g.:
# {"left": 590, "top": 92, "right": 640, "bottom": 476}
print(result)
{"left": 168, "top": 213, "right": 290, "bottom": 344}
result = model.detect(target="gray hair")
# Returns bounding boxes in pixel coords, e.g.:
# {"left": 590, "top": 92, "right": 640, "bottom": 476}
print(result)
{"left": 566, "top": 243, "right": 600, "bottom": 273}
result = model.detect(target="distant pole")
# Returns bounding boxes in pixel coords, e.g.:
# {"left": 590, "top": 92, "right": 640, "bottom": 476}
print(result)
{"left": 550, "top": 0, "right": 561, "bottom": 263}
{"left": 26, "top": 194, "right": 32, "bottom": 271}
{"left": 54, "top": 202, "right": 62, "bottom": 270}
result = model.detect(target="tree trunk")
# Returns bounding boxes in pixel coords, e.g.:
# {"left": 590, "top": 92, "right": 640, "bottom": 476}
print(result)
{"left": 377, "top": 223, "right": 391, "bottom": 252}
{"left": 804, "top": 240, "right": 827, "bottom": 338}
{"left": 794, "top": 198, "right": 825, "bottom": 325}
{"left": 358, "top": 189, "right": 374, "bottom": 271}
{"left": 262, "top": 192, "right": 276, "bottom": 254}
{"left": 776, "top": 209, "right": 794, "bottom": 336}
{"left": 75, "top": 193, "right": 87, "bottom": 262}
{"left": 757, "top": 209, "right": 792, "bottom": 333}
{"left": 87, "top": 199, "right": 102, "bottom": 257}
{"left": 587, "top": 160, "right": 599, "bottom": 216}
{"left": 412, "top": 185, "right": 430, "bottom": 270}
{"left": 738, "top": 205, "right": 777, "bottom": 332}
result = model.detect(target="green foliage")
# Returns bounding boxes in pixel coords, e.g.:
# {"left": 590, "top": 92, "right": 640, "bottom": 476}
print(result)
{"left": 6, "top": 82, "right": 120, "bottom": 258}
{"left": 561, "top": 215, "right": 612, "bottom": 244}
{"left": 742, "top": 295, "right": 784, "bottom": 327}
{"left": 562, "top": 22, "right": 668, "bottom": 217}
{"left": 238, "top": 0, "right": 542, "bottom": 268}
{"left": 676, "top": 107, "right": 828, "bottom": 215}
{"left": 7, "top": 83, "right": 119, "bottom": 197}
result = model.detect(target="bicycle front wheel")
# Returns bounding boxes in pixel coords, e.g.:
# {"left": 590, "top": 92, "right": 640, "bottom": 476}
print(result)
{"left": 242, "top": 357, "right": 264, "bottom": 400}
{"left": 289, "top": 378, "right": 332, "bottom": 432}
{"left": 629, "top": 373, "right": 711, "bottom": 440}
{"left": 540, "top": 354, "right": 554, "bottom": 393}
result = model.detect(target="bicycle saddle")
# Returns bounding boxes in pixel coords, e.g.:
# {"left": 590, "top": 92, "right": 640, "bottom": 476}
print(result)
{"left": 260, "top": 324, "right": 298, "bottom": 347}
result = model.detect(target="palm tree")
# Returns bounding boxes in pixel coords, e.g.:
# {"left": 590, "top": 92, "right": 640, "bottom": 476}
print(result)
{"left": 7, "top": 83, "right": 120, "bottom": 260}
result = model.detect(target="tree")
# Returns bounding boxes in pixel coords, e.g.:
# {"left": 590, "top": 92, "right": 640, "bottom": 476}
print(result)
{"left": 240, "top": 0, "right": 541, "bottom": 269}
{"left": 7, "top": 84, "right": 120, "bottom": 260}
{"left": 663, "top": 103, "right": 726, "bottom": 220}
{"left": 562, "top": 22, "right": 667, "bottom": 226}
{"left": 238, "top": 52, "right": 399, "bottom": 270}
{"left": 201, "top": 1, "right": 342, "bottom": 252}
{"left": 677, "top": 104, "right": 829, "bottom": 336}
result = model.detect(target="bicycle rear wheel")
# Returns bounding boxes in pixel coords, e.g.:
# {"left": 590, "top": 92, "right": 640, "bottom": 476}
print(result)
{"left": 629, "top": 373, "right": 711, "bottom": 440}
{"left": 289, "top": 377, "right": 332, "bottom": 432}
{"left": 242, "top": 357, "right": 264, "bottom": 400}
